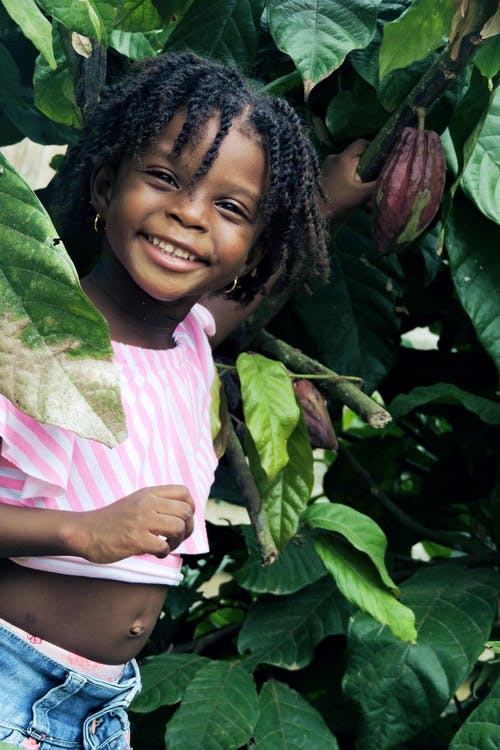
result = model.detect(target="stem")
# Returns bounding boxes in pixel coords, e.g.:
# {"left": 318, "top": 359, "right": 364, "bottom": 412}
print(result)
{"left": 357, "top": 2, "right": 497, "bottom": 181}
{"left": 224, "top": 421, "right": 278, "bottom": 565}
{"left": 254, "top": 330, "right": 392, "bottom": 429}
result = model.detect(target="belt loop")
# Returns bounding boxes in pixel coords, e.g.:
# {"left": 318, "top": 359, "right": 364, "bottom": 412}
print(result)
{"left": 31, "top": 671, "right": 87, "bottom": 737}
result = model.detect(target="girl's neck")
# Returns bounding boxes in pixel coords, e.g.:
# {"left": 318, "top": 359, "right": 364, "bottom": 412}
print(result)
{"left": 81, "top": 252, "right": 187, "bottom": 350}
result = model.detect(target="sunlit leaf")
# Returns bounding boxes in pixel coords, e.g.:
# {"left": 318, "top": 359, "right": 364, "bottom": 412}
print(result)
{"left": 37, "top": 0, "right": 106, "bottom": 42}
{"left": 0, "top": 152, "right": 125, "bottom": 446}
{"left": 0, "top": 0, "right": 56, "bottom": 68}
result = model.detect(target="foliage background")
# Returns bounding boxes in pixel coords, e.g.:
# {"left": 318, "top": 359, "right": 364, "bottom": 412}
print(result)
{"left": 0, "top": 1, "right": 499, "bottom": 748}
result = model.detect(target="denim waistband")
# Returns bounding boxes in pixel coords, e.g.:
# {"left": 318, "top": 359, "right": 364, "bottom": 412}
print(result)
{"left": 0, "top": 621, "right": 141, "bottom": 749}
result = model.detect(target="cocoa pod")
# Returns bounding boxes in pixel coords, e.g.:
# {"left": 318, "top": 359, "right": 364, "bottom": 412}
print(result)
{"left": 293, "top": 379, "right": 338, "bottom": 451}
{"left": 373, "top": 126, "right": 446, "bottom": 255}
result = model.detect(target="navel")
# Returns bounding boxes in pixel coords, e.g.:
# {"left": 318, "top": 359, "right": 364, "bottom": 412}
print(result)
{"left": 128, "top": 622, "right": 145, "bottom": 638}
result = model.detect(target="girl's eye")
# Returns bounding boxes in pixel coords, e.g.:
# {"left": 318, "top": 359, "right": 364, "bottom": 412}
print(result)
{"left": 217, "top": 201, "right": 249, "bottom": 220}
{"left": 147, "top": 170, "right": 178, "bottom": 187}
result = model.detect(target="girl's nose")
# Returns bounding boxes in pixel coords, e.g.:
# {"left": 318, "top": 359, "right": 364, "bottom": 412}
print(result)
{"left": 167, "top": 192, "right": 208, "bottom": 232}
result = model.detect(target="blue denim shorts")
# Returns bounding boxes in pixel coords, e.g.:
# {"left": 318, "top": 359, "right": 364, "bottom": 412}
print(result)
{"left": 0, "top": 621, "right": 141, "bottom": 750}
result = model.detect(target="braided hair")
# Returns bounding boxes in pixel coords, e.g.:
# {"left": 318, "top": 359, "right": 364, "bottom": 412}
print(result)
{"left": 53, "top": 51, "right": 328, "bottom": 303}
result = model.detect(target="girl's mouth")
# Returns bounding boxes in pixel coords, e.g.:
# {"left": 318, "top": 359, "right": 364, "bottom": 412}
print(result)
{"left": 147, "top": 234, "right": 201, "bottom": 263}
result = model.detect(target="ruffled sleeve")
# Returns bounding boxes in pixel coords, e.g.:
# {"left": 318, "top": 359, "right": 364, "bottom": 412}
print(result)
{"left": 0, "top": 394, "right": 75, "bottom": 499}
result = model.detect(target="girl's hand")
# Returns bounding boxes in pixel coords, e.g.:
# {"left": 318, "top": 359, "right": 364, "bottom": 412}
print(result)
{"left": 319, "top": 139, "right": 376, "bottom": 220}
{"left": 70, "top": 485, "right": 195, "bottom": 564}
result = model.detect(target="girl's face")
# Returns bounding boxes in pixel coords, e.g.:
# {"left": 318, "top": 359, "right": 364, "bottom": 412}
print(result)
{"left": 92, "top": 111, "right": 267, "bottom": 320}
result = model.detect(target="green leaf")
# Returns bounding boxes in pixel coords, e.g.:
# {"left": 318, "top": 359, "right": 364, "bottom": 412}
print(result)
{"left": 450, "top": 676, "right": 500, "bottom": 749}
{"left": 460, "top": 86, "right": 500, "bottom": 225}
{"left": 446, "top": 191, "right": 500, "bottom": 376}
{"left": 131, "top": 653, "right": 209, "bottom": 713}
{"left": 166, "top": 0, "right": 264, "bottom": 66}
{"left": 314, "top": 536, "right": 416, "bottom": 643}
{"left": 292, "top": 209, "right": 402, "bottom": 395}
{"left": 389, "top": 383, "right": 500, "bottom": 424}
{"left": 266, "top": 0, "right": 378, "bottom": 94}
{"left": 237, "top": 577, "right": 348, "bottom": 669}
{"left": 0, "top": 743, "right": 19, "bottom": 750}
{"left": 37, "top": 0, "right": 106, "bottom": 43}
{"left": 238, "top": 352, "right": 300, "bottom": 481}
{"left": 0, "top": 152, "right": 126, "bottom": 446}
{"left": 248, "top": 411, "right": 314, "bottom": 550}
{"left": 0, "top": 0, "right": 56, "bottom": 69}
{"left": 474, "top": 35, "right": 500, "bottom": 80}
{"left": 34, "top": 32, "right": 82, "bottom": 128}
{"left": 109, "top": 29, "right": 165, "bottom": 59}
{"left": 303, "top": 502, "right": 397, "bottom": 592}
{"left": 254, "top": 679, "right": 340, "bottom": 749}
{"left": 234, "top": 525, "right": 326, "bottom": 595}
{"left": 343, "top": 566, "right": 499, "bottom": 750}
{"left": 111, "top": 0, "right": 163, "bottom": 32}
{"left": 379, "top": 0, "right": 453, "bottom": 80}
{"left": 165, "top": 661, "right": 259, "bottom": 750}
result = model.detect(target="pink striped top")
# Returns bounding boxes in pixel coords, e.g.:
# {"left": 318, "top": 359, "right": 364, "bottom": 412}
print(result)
{"left": 0, "top": 304, "right": 218, "bottom": 585}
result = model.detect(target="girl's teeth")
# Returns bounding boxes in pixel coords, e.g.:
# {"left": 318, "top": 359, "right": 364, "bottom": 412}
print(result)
{"left": 149, "top": 235, "right": 197, "bottom": 261}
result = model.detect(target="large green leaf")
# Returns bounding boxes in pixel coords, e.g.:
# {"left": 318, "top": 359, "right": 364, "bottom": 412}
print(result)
{"left": 314, "top": 536, "right": 416, "bottom": 643}
{"left": 234, "top": 525, "right": 326, "bottom": 595}
{"left": 379, "top": 0, "right": 453, "bottom": 80}
{"left": 292, "top": 210, "right": 402, "bottom": 395}
{"left": 247, "top": 411, "right": 313, "bottom": 550}
{"left": 253, "top": 679, "right": 340, "bottom": 750}
{"left": 446, "top": 191, "right": 500, "bottom": 376}
{"left": 237, "top": 577, "right": 348, "bottom": 669}
{"left": 460, "top": 86, "right": 500, "bottom": 225}
{"left": 389, "top": 383, "right": 500, "bottom": 424}
{"left": 165, "top": 661, "right": 259, "bottom": 750}
{"left": 266, "top": 0, "right": 378, "bottom": 94}
{"left": 130, "top": 653, "right": 209, "bottom": 713}
{"left": 474, "top": 34, "right": 500, "bottom": 80}
{"left": 303, "top": 502, "right": 397, "bottom": 592}
{"left": 343, "top": 565, "right": 499, "bottom": 750}
{"left": 166, "top": 0, "right": 264, "bottom": 66}
{"left": 0, "top": 0, "right": 56, "bottom": 69}
{"left": 238, "top": 352, "right": 300, "bottom": 481}
{"left": 0, "top": 152, "right": 126, "bottom": 446}
{"left": 449, "top": 676, "right": 500, "bottom": 750}
{"left": 37, "top": 0, "right": 107, "bottom": 42}
{"left": 34, "top": 32, "right": 82, "bottom": 128}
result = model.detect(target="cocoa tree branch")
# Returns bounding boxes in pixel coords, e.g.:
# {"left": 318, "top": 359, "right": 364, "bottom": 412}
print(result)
{"left": 224, "top": 421, "right": 278, "bottom": 565}
{"left": 357, "top": 3, "right": 497, "bottom": 181}
{"left": 253, "top": 330, "right": 392, "bottom": 429}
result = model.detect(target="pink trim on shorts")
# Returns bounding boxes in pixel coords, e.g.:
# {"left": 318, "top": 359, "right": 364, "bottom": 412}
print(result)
{"left": 0, "top": 617, "right": 124, "bottom": 682}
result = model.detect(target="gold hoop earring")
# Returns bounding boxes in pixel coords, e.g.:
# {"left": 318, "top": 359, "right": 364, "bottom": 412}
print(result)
{"left": 223, "top": 276, "right": 238, "bottom": 296}
{"left": 93, "top": 213, "right": 106, "bottom": 233}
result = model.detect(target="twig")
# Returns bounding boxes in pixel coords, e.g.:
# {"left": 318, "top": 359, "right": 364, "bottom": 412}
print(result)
{"left": 224, "top": 421, "right": 278, "bottom": 566}
{"left": 254, "top": 331, "right": 392, "bottom": 429}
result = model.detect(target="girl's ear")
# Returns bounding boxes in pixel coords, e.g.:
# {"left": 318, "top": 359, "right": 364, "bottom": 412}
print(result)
{"left": 90, "top": 164, "right": 116, "bottom": 217}
{"left": 240, "top": 242, "right": 264, "bottom": 277}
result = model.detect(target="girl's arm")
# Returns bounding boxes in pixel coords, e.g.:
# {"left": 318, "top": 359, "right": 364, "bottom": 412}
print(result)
{"left": 0, "top": 484, "right": 195, "bottom": 563}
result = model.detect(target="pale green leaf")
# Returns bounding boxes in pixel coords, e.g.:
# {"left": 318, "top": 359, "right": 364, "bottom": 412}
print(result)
{"left": 165, "top": 661, "right": 259, "bottom": 750}
{"left": 379, "top": 0, "right": 453, "bottom": 80}
{"left": 248, "top": 412, "right": 313, "bottom": 550}
{"left": 254, "top": 679, "right": 340, "bottom": 750}
{"left": 474, "top": 35, "right": 500, "bottom": 80}
{"left": 111, "top": 0, "right": 163, "bottom": 31}
{"left": 460, "top": 86, "right": 500, "bottom": 225}
{"left": 238, "top": 352, "right": 300, "bottom": 481}
{"left": 267, "top": 0, "right": 378, "bottom": 93}
{"left": 315, "top": 536, "right": 416, "bottom": 643}
{"left": 303, "top": 502, "right": 397, "bottom": 592}
{"left": 109, "top": 30, "right": 164, "bottom": 59}
{"left": 446, "top": 191, "right": 500, "bottom": 376}
{"left": 37, "top": 0, "right": 106, "bottom": 43}
{"left": 0, "top": 152, "right": 126, "bottom": 446}
{"left": 0, "top": 0, "right": 56, "bottom": 69}
{"left": 237, "top": 577, "right": 348, "bottom": 669}
{"left": 234, "top": 525, "right": 326, "bottom": 595}
{"left": 343, "top": 566, "right": 498, "bottom": 750}
{"left": 34, "top": 34, "right": 82, "bottom": 128}
{"left": 131, "top": 653, "right": 208, "bottom": 713}
{"left": 450, "top": 676, "right": 500, "bottom": 749}
{"left": 389, "top": 383, "right": 500, "bottom": 424}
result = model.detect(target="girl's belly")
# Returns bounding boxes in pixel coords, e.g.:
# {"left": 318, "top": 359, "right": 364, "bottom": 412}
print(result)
{"left": 0, "top": 559, "right": 167, "bottom": 663}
